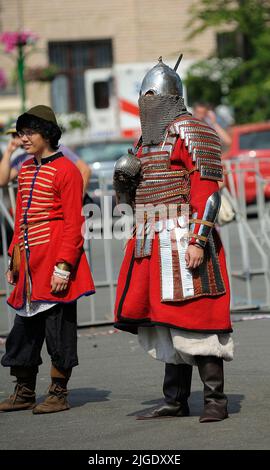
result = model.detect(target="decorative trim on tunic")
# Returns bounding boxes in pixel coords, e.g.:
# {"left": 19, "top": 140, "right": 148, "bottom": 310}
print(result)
{"left": 18, "top": 159, "right": 58, "bottom": 249}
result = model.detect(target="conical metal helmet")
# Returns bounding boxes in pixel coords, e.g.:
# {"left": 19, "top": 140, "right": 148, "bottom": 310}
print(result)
{"left": 140, "top": 56, "right": 183, "bottom": 97}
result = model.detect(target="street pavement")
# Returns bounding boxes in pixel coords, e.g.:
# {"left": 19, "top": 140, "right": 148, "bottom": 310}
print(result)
{"left": 0, "top": 318, "right": 270, "bottom": 450}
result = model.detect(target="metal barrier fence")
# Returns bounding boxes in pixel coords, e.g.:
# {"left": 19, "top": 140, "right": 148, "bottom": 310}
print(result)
{"left": 221, "top": 158, "right": 270, "bottom": 311}
{"left": 0, "top": 185, "right": 15, "bottom": 334}
{"left": 1, "top": 160, "right": 270, "bottom": 334}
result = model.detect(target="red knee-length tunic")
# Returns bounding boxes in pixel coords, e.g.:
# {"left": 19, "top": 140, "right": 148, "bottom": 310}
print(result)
{"left": 7, "top": 152, "right": 95, "bottom": 310}
{"left": 114, "top": 137, "right": 232, "bottom": 334}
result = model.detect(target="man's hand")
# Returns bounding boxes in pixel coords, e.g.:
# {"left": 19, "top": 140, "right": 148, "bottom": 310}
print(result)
{"left": 185, "top": 245, "right": 204, "bottom": 269}
{"left": 50, "top": 275, "right": 68, "bottom": 293}
{"left": 6, "top": 269, "right": 17, "bottom": 285}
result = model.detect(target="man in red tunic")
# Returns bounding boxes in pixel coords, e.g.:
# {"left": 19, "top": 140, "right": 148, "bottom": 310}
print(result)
{"left": 0, "top": 106, "right": 95, "bottom": 414}
{"left": 114, "top": 58, "right": 233, "bottom": 423}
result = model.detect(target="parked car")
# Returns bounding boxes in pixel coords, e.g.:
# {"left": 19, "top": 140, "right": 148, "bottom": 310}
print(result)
{"left": 222, "top": 122, "right": 270, "bottom": 204}
{"left": 74, "top": 138, "right": 134, "bottom": 210}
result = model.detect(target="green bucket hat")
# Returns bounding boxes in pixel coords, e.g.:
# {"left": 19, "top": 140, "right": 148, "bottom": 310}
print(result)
{"left": 22, "top": 105, "right": 58, "bottom": 125}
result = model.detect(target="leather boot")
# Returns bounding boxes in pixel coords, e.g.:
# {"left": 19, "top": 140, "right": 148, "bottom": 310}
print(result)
{"left": 196, "top": 355, "right": 228, "bottom": 423}
{"left": 0, "top": 367, "right": 37, "bottom": 412}
{"left": 32, "top": 366, "right": 71, "bottom": 414}
{"left": 137, "top": 363, "right": 192, "bottom": 419}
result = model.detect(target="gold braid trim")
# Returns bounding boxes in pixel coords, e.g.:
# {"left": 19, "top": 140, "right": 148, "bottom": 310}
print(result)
{"left": 188, "top": 232, "right": 208, "bottom": 242}
{"left": 189, "top": 218, "right": 215, "bottom": 228}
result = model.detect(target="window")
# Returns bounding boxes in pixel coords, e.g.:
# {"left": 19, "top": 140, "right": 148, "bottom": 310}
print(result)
{"left": 93, "top": 81, "right": 109, "bottom": 109}
{"left": 216, "top": 32, "right": 238, "bottom": 58}
{"left": 75, "top": 141, "right": 134, "bottom": 164}
{"left": 51, "top": 75, "right": 69, "bottom": 114}
{"left": 239, "top": 131, "right": 270, "bottom": 150}
{"left": 49, "top": 40, "right": 113, "bottom": 113}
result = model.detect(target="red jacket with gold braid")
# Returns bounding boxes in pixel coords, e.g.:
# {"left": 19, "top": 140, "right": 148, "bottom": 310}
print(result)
{"left": 8, "top": 152, "right": 95, "bottom": 310}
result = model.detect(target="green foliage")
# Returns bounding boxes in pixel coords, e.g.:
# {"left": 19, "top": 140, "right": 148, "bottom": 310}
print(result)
{"left": 186, "top": 0, "right": 270, "bottom": 123}
{"left": 186, "top": 74, "right": 222, "bottom": 106}
{"left": 185, "top": 58, "right": 239, "bottom": 107}
{"left": 57, "top": 113, "right": 88, "bottom": 132}
{"left": 188, "top": 0, "right": 270, "bottom": 39}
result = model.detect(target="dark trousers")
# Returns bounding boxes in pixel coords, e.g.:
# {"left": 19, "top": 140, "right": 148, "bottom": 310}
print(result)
{"left": 1, "top": 302, "right": 78, "bottom": 373}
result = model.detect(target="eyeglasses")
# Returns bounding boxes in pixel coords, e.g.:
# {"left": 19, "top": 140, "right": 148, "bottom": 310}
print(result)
{"left": 17, "top": 129, "right": 37, "bottom": 138}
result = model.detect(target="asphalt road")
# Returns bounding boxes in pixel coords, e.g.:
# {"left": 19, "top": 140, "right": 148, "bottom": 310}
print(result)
{"left": 0, "top": 318, "right": 270, "bottom": 451}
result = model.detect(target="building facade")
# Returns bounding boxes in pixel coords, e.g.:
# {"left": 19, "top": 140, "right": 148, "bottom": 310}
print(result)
{"left": 0, "top": 0, "right": 216, "bottom": 120}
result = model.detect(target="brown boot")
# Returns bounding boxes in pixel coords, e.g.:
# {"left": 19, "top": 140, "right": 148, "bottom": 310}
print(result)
{"left": 32, "top": 365, "right": 72, "bottom": 415}
{"left": 0, "top": 380, "right": 36, "bottom": 412}
{"left": 32, "top": 382, "right": 70, "bottom": 414}
{"left": 196, "top": 356, "right": 228, "bottom": 423}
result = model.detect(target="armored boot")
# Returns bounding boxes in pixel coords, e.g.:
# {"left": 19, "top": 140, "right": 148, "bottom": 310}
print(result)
{"left": 196, "top": 355, "right": 228, "bottom": 423}
{"left": 0, "top": 367, "right": 37, "bottom": 412}
{"left": 137, "top": 363, "right": 192, "bottom": 419}
{"left": 32, "top": 365, "right": 71, "bottom": 414}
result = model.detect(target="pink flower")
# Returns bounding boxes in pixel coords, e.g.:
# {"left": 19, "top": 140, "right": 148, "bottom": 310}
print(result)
{"left": 0, "top": 31, "right": 38, "bottom": 53}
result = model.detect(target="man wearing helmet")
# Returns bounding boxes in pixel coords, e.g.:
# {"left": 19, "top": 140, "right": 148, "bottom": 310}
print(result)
{"left": 113, "top": 57, "right": 233, "bottom": 423}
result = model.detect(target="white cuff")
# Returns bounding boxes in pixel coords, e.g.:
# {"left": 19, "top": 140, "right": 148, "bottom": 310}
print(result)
{"left": 53, "top": 266, "right": 70, "bottom": 281}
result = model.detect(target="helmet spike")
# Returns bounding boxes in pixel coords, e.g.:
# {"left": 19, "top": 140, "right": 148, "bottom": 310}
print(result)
{"left": 174, "top": 53, "right": 183, "bottom": 72}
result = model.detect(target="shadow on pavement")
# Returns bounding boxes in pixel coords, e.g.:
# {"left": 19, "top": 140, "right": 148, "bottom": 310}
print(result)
{"left": 128, "top": 391, "right": 244, "bottom": 417}
{"left": 36, "top": 387, "right": 111, "bottom": 408}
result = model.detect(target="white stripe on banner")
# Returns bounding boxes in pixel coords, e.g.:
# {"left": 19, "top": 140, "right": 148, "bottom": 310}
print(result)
{"left": 159, "top": 229, "right": 174, "bottom": 300}
{"left": 174, "top": 227, "right": 194, "bottom": 298}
